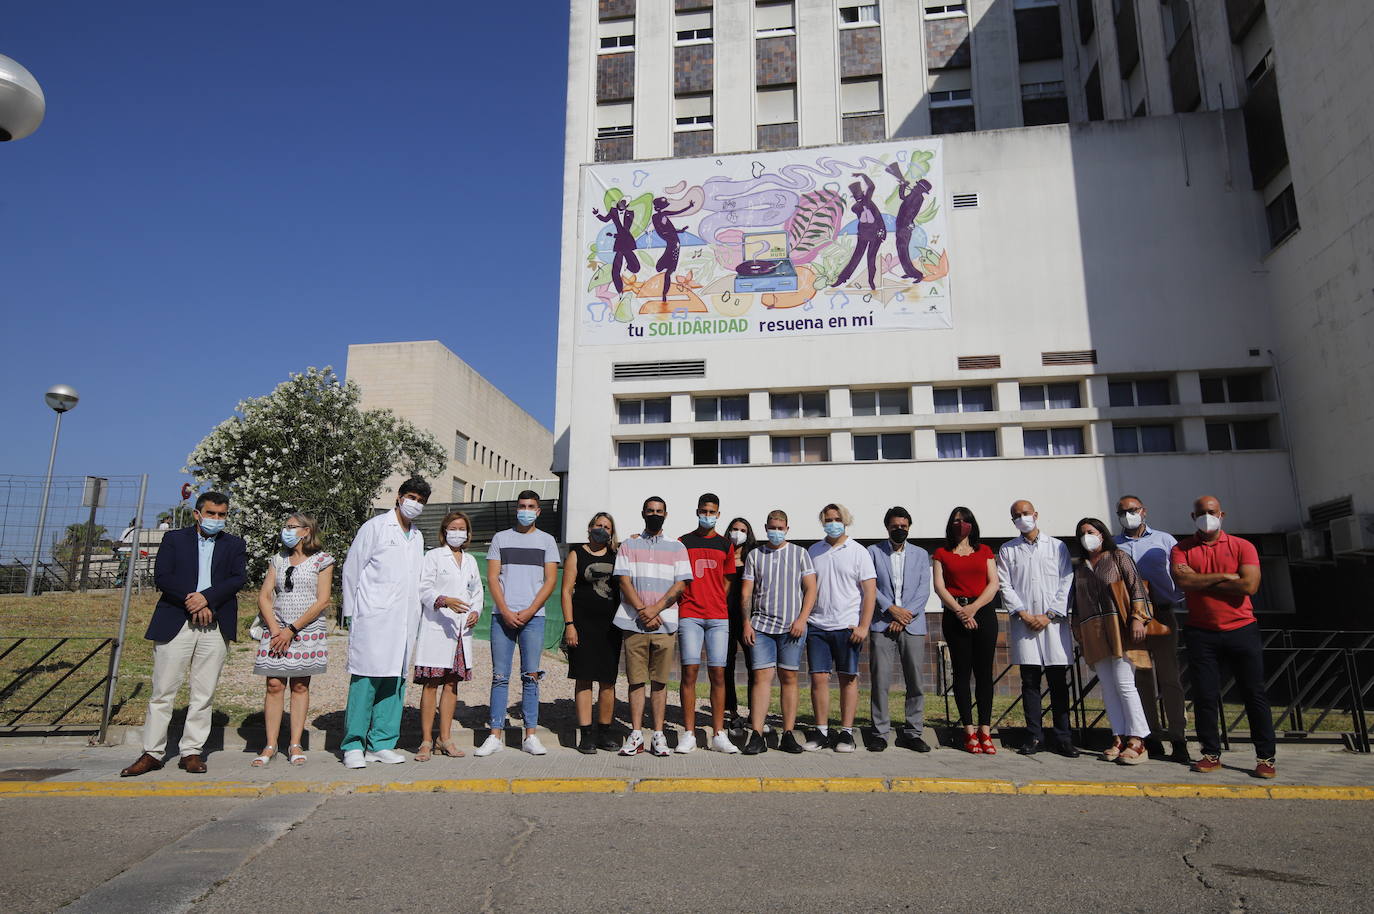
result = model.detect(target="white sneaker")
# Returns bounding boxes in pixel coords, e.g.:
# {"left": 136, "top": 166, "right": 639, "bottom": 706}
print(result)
{"left": 522, "top": 735, "right": 547, "bottom": 756}
{"left": 676, "top": 730, "right": 698, "bottom": 754}
{"left": 343, "top": 749, "right": 366, "bottom": 769}
{"left": 619, "top": 730, "right": 645, "bottom": 756}
{"left": 474, "top": 734, "right": 504, "bottom": 757}
{"left": 364, "top": 748, "right": 406, "bottom": 764}
{"left": 650, "top": 731, "right": 671, "bottom": 757}
{"left": 711, "top": 731, "right": 741, "bottom": 754}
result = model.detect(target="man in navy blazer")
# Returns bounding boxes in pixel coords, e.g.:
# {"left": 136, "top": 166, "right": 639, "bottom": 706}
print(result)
{"left": 121, "top": 491, "right": 247, "bottom": 777}
{"left": 865, "top": 507, "right": 932, "bottom": 752}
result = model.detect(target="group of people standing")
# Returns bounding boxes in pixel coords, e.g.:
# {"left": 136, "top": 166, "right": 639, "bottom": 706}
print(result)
{"left": 118, "top": 479, "right": 1278, "bottom": 781}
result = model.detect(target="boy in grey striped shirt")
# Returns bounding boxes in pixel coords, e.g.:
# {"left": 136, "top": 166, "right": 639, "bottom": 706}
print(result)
{"left": 739, "top": 510, "right": 816, "bottom": 755}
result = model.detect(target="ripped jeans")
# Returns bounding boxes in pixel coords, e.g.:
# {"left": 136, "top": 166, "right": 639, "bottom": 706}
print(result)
{"left": 488, "top": 615, "right": 546, "bottom": 730}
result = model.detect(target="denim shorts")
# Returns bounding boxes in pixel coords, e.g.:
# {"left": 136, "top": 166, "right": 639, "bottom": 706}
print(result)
{"left": 678, "top": 617, "right": 730, "bottom": 667}
{"left": 806, "top": 625, "right": 860, "bottom": 676}
{"left": 751, "top": 630, "right": 803, "bottom": 671}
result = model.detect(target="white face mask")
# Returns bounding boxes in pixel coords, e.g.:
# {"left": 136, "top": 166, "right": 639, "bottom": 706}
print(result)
{"left": 1121, "top": 511, "right": 1143, "bottom": 531}
{"left": 729, "top": 529, "right": 747, "bottom": 546}
{"left": 1080, "top": 533, "right": 1103, "bottom": 552}
{"left": 445, "top": 529, "right": 468, "bottom": 547}
{"left": 1013, "top": 514, "right": 1036, "bottom": 534}
{"left": 398, "top": 498, "right": 425, "bottom": 520}
{"left": 1194, "top": 513, "right": 1222, "bottom": 534}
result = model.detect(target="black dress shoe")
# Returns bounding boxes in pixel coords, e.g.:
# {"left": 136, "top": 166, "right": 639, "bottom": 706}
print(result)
{"left": 1053, "top": 743, "right": 1081, "bottom": 759}
{"left": 896, "top": 733, "right": 931, "bottom": 753}
{"left": 1144, "top": 736, "right": 1169, "bottom": 760}
{"left": 1018, "top": 739, "right": 1043, "bottom": 756}
{"left": 1169, "top": 742, "right": 1193, "bottom": 765}
{"left": 863, "top": 732, "right": 888, "bottom": 752}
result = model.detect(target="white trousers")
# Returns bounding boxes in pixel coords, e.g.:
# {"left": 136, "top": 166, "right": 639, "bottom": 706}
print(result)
{"left": 142, "top": 622, "right": 228, "bottom": 756}
{"left": 1094, "top": 655, "right": 1150, "bottom": 739}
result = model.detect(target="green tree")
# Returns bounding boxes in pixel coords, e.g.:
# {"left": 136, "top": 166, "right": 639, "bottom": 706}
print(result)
{"left": 186, "top": 366, "right": 446, "bottom": 584}
{"left": 53, "top": 522, "right": 110, "bottom": 584}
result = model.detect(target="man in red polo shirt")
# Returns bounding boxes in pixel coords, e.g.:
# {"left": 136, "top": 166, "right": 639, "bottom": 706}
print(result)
{"left": 677, "top": 492, "right": 739, "bottom": 754}
{"left": 1170, "top": 494, "right": 1275, "bottom": 779}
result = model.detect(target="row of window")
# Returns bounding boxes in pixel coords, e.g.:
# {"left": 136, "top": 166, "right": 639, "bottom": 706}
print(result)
{"left": 598, "top": 2, "right": 882, "bottom": 55}
{"left": 616, "top": 419, "right": 1273, "bottom": 467}
{"left": 617, "top": 374, "right": 1269, "bottom": 426}
{"left": 452, "top": 431, "right": 534, "bottom": 482}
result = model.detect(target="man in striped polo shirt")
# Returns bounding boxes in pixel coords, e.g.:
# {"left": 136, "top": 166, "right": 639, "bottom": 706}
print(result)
{"left": 613, "top": 496, "right": 693, "bottom": 757}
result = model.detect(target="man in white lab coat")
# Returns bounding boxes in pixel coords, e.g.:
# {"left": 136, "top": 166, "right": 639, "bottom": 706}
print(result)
{"left": 340, "top": 476, "right": 430, "bottom": 769}
{"left": 996, "top": 499, "right": 1078, "bottom": 757}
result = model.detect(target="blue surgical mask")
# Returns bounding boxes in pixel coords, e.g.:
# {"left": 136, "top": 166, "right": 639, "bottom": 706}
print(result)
{"left": 698, "top": 515, "right": 718, "bottom": 530}
{"left": 823, "top": 521, "right": 845, "bottom": 539}
{"left": 199, "top": 517, "right": 225, "bottom": 536}
{"left": 766, "top": 529, "right": 786, "bottom": 546}
{"left": 516, "top": 509, "right": 538, "bottom": 527}
{"left": 280, "top": 528, "right": 300, "bottom": 548}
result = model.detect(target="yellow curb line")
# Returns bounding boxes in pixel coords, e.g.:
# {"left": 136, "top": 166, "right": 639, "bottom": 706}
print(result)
{"left": 1267, "top": 785, "right": 1374, "bottom": 801}
{"left": 891, "top": 777, "right": 1017, "bottom": 794}
{"left": 512, "top": 778, "right": 629, "bottom": 793}
{"left": 1020, "top": 781, "right": 1144, "bottom": 797}
{"left": 1141, "top": 783, "right": 1272, "bottom": 800}
{"left": 632, "top": 778, "right": 762, "bottom": 793}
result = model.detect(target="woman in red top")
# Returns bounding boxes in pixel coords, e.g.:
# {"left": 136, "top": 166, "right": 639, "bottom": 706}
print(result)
{"left": 932, "top": 506, "right": 1001, "bottom": 754}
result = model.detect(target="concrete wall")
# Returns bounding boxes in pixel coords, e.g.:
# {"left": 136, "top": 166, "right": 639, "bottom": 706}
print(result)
{"left": 346, "top": 341, "right": 554, "bottom": 508}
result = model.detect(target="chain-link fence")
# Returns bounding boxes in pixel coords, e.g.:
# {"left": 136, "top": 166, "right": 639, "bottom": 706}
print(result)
{"left": 0, "top": 474, "right": 167, "bottom": 595}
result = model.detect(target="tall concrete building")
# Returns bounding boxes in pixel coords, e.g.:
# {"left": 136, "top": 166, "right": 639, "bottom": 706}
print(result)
{"left": 346, "top": 341, "right": 554, "bottom": 509}
{"left": 553, "top": 0, "right": 1374, "bottom": 614}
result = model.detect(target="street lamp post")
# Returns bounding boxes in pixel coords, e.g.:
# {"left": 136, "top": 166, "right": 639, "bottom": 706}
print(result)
{"left": 25, "top": 385, "right": 79, "bottom": 596}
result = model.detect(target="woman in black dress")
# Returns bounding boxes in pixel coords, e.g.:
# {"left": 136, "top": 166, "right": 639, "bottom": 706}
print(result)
{"left": 722, "top": 516, "right": 757, "bottom": 730}
{"left": 561, "top": 512, "right": 622, "bottom": 754}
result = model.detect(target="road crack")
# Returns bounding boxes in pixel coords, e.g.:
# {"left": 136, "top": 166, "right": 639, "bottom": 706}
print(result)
{"left": 478, "top": 815, "right": 540, "bottom": 914}
{"left": 1146, "top": 797, "right": 1249, "bottom": 913}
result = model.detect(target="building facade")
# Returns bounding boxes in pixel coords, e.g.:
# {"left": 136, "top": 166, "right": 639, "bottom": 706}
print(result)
{"left": 346, "top": 341, "right": 554, "bottom": 508}
{"left": 553, "top": 0, "right": 1374, "bottom": 609}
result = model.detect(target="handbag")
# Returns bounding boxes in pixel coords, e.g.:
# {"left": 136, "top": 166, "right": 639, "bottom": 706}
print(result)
{"left": 1109, "top": 552, "right": 1171, "bottom": 637}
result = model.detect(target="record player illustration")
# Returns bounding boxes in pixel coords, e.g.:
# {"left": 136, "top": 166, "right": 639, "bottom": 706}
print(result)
{"left": 732, "top": 230, "right": 799, "bottom": 294}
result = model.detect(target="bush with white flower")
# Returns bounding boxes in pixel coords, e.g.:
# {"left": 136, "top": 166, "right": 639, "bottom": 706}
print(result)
{"left": 186, "top": 366, "right": 446, "bottom": 584}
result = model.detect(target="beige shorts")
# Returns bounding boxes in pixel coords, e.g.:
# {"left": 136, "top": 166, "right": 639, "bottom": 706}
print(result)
{"left": 623, "top": 632, "right": 675, "bottom": 685}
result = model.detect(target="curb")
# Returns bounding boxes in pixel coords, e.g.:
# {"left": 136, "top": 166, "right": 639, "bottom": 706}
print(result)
{"left": 0, "top": 777, "right": 1369, "bottom": 801}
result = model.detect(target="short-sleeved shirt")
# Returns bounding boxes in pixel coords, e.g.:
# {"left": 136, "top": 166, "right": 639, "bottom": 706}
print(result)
{"left": 1170, "top": 531, "right": 1260, "bottom": 632}
{"left": 677, "top": 529, "right": 732, "bottom": 620}
{"left": 613, "top": 533, "right": 693, "bottom": 634}
{"left": 742, "top": 543, "right": 816, "bottom": 634}
{"left": 806, "top": 538, "right": 877, "bottom": 631}
{"left": 487, "top": 527, "right": 560, "bottom": 616}
{"left": 932, "top": 544, "right": 995, "bottom": 599}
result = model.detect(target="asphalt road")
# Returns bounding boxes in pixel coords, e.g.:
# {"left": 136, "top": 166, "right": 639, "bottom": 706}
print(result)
{"left": 5, "top": 793, "right": 1371, "bottom": 914}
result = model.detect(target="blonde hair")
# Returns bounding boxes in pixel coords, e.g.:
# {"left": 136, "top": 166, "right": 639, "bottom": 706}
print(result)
{"left": 588, "top": 511, "right": 619, "bottom": 550}
{"left": 284, "top": 513, "right": 322, "bottom": 555}
{"left": 818, "top": 503, "right": 854, "bottom": 526}
{"left": 439, "top": 510, "right": 472, "bottom": 550}
{"left": 766, "top": 509, "right": 789, "bottom": 525}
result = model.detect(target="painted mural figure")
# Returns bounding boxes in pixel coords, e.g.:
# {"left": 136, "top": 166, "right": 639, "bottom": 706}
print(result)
{"left": 830, "top": 173, "right": 887, "bottom": 290}
{"left": 592, "top": 198, "right": 641, "bottom": 293}
{"left": 890, "top": 163, "right": 934, "bottom": 282}
{"left": 651, "top": 196, "right": 694, "bottom": 301}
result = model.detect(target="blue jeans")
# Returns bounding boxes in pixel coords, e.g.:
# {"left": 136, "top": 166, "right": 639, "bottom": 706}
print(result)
{"left": 751, "top": 630, "right": 804, "bottom": 671}
{"left": 489, "top": 615, "right": 546, "bottom": 730}
{"left": 806, "top": 625, "right": 861, "bottom": 676}
{"left": 679, "top": 617, "right": 730, "bottom": 667}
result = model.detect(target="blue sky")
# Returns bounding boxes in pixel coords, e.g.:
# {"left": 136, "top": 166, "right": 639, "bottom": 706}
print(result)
{"left": 1, "top": 2, "right": 569, "bottom": 515}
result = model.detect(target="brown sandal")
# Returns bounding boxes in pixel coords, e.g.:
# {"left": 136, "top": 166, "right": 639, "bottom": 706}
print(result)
{"left": 1117, "top": 739, "right": 1149, "bottom": 765}
{"left": 415, "top": 740, "right": 433, "bottom": 762}
{"left": 437, "top": 738, "right": 465, "bottom": 758}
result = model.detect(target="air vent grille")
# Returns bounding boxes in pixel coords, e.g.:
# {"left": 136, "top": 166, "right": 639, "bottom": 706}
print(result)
{"left": 957, "top": 355, "right": 1001, "bottom": 370}
{"left": 612, "top": 359, "right": 706, "bottom": 381}
{"left": 952, "top": 192, "right": 979, "bottom": 208}
{"left": 1041, "top": 349, "right": 1097, "bottom": 366}
{"left": 1309, "top": 496, "right": 1354, "bottom": 526}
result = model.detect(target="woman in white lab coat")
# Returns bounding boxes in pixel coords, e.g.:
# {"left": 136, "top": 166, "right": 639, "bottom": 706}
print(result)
{"left": 414, "top": 510, "right": 484, "bottom": 760}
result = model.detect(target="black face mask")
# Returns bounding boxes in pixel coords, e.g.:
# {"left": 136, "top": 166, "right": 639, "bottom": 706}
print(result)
{"left": 588, "top": 527, "right": 611, "bottom": 544}
{"left": 889, "top": 528, "right": 909, "bottom": 544}
{"left": 643, "top": 514, "right": 665, "bottom": 534}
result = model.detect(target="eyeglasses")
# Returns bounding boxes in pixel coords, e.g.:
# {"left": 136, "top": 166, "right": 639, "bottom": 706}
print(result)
{"left": 284, "top": 566, "right": 295, "bottom": 593}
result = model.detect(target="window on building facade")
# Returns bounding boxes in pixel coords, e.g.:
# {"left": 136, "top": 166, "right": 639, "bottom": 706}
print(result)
{"left": 618, "top": 397, "right": 671, "bottom": 424}
{"left": 617, "top": 439, "right": 670, "bottom": 468}
{"left": 757, "top": 85, "right": 798, "bottom": 125}
{"left": 850, "top": 388, "right": 911, "bottom": 416}
{"left": 855, "top": 432, "right": 913, "bottom": 461}
{"left": 755, "top": 1, "right": 796, "bottom": 36}
{"left": 771, "top": 435, "right": 830, "bottom": 463}
{"left": 1200, "top": 373, "right": 1264, "bottom": 403}
{"left": 1108, "top": 378, "right": 1171, "bottom": 407}
{"left": 674, "top": 93, "right": 714, "bottom": 130}
{"left": 936, "top": 430, "right": 998, "bottom": 458}
{"left": 1206, "top": 420, "right": 1271, "bottom": 451}
{"left": 694, "top": 395, "right": 749, "bottom": 422}
{"left": 1112, "top": 424, "right": 1177, "bottom": 453}
{"left": 598, "top": 17, "right": 635, "bottom": 53}
{"left": 596, "top": 101, "right": 633, "bottom": 139}
{"left": 1265, "top": 184, "right": 1299, "bottom": 248}
{"left": 1019, "top": 382, "right": 1081, "bottom": 410}
{"left": 454, "top": 432, "right": 469, "bottom": 463}
{"left": 451, "top": 478, "right": 466, "bottom": 502}
{"left": 693, "top": 437, "right": 750, "bottom": 465}
{"left": 1023, "top": 427, "right": 1085, "bottom": 456}
{"left": 933, "top": 386, "right": 994, "bottom": 413}
{"left": 924, "top": 3, "right": 968, "bottom": 18}
{"left": 675, "top": 9, "right": 713, "bottom": 45}
{"left": 839, "top": 2, "right": 880, "bottom": 26}
{"left": 770, "top": 391, "right": 828, "bottom": 418}
{"left": 840, "top": 77, "right": 883, "bottom": 117}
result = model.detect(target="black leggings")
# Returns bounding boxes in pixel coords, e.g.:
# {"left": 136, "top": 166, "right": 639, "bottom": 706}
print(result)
{"left": 724, "top": 601, "right": 753, "bottom": 715}
{"left": 942, "top": 604, "right": 998, "bottom": 727}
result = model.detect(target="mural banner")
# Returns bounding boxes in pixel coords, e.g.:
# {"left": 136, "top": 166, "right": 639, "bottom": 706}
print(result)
{"left": 576, "top": 138, "right": 951, "bottom": 346}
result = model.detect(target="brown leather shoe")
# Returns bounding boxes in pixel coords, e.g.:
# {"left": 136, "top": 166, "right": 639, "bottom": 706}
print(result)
{"left": 177, "top": 753, "right": 208, "bottom": 774}
{"left": 119, "top": 752, "right": 165, "bottom": 778}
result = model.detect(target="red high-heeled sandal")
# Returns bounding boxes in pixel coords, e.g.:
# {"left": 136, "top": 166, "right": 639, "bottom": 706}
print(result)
{"left": 964, "top": 732, "right": 983, "bottom": 754}
{"left": 978, "top": 732, "right": 997, "bottom": 755}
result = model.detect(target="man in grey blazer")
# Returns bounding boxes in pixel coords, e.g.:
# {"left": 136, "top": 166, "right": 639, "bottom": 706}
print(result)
{"left": 865, "top": 507, "right": 932, "bottom": 752}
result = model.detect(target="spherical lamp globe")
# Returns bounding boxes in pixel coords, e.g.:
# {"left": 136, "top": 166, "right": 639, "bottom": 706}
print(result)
{"left": 0, "top": 53, "right": 46, "bottom": 142}
{"left": 44, "top": 384, "right": 78, "bottom": 413}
